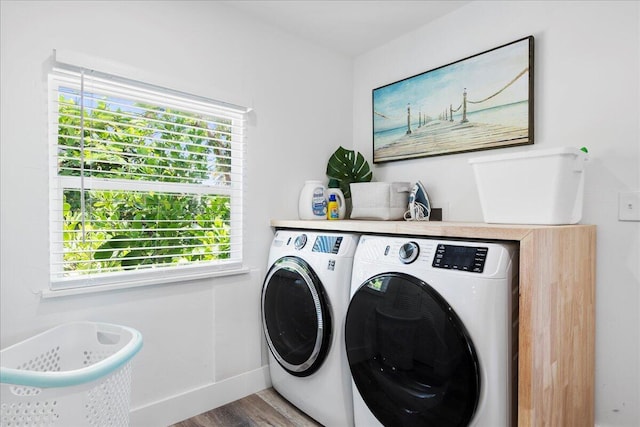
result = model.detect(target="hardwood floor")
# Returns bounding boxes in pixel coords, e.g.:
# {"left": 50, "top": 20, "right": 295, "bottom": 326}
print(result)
{"left": 170, "top": 388, "right": 323, "bottom": 427}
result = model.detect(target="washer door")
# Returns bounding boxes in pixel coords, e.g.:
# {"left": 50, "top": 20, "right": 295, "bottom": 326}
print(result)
{"left": 262, "top": 256, "right": 332, "bottom": 377}
{"left": 345, "top": 273, "right": 480, "bottom": 426}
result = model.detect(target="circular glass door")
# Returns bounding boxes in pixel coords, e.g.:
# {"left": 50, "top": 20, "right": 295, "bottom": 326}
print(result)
{"left": 345, "top": 273, "right": 480, "bottom": 426}
{"left": 262, "top": 256, "right": 332, "bottom": 377}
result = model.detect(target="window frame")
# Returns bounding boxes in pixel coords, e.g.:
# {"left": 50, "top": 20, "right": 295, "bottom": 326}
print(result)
{"left": 48, "top": 62, "right": 249, "bottom": 293}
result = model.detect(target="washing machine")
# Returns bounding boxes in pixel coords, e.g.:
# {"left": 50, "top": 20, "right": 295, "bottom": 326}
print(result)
{"left": 345, "top": 235, "right": 518, "bottom": 427}
{"left": 262, "top": 230, "right": 358, "bottom": 427}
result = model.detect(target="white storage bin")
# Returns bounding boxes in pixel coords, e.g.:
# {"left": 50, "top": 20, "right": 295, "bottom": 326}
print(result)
{"left": 350, "top": 182, "right": 411, "bottom": 220}
{"left": 0, "top": 321, "right": 143, "bottom": 427}
{"left": 469, "top": 147, "right": 588, "bottom": 225}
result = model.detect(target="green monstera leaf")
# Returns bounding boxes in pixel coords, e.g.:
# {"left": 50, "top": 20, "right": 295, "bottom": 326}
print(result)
{"left": 326, "top": 146, "right": 372, "bottom": 198}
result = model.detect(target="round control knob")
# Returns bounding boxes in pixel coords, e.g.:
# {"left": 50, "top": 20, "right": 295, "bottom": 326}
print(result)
{"left": 399, "top": 241, "right": 420, "bottom": 264}
{"left": 294, "top": 234, "right": 308, "bottom": 250}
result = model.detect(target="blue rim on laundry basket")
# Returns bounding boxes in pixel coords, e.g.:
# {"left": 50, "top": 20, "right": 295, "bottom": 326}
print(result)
{"left": 0, "top": 322, "right": 143, "bottom": 388}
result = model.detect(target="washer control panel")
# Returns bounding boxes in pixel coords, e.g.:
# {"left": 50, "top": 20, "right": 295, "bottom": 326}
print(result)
{"left": 432, "top": 244, "right": 488, "bottom": 273}
{"left": 291, "top": 234, "right": 344, "bottom": 254}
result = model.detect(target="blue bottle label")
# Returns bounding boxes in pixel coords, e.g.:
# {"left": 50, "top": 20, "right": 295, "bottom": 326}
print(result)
{"left": 312, "top": 187, "right": 326, "bottom": 216}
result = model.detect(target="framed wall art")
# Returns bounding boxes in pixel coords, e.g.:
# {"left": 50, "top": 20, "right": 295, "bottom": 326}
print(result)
{"left": 372, "top": 36, "right": 534, "bottom": 163}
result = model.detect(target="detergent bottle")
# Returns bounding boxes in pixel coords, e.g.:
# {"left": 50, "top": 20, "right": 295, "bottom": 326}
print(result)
{"left": 327, "top": 194, "right": 339, "bottom": 220}
{"left": 326, "top": 188, "right": 346, "bottom": 219}
{"left": 298, "top": 181, "right": 327, "bottom": 220}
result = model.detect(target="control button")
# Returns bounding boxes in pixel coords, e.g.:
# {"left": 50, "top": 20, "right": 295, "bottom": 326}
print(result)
{"left": 294, "top": 234, "right": 308, "bottom": 250}
{"left": 399, "top": 241, "right": 420, "bottom": 264}
{"left": 330, "top": 236, "right": 343, "bottom": 254}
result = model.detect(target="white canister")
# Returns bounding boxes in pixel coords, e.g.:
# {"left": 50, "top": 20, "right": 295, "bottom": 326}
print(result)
{"left": 298, "top": 180, "right": 327, "bottom": 220}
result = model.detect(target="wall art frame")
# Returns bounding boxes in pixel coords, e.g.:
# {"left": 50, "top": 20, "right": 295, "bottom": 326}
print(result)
{"left": 372, "top": 36, "right": 534, "bottom": 163}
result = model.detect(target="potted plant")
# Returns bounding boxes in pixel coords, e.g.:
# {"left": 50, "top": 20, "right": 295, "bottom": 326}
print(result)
{"left": 326, "top": 146, "right": 372, "bottom": 217}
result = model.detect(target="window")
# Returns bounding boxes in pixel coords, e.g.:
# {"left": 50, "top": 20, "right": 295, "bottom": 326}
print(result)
{"left": 48, "top": 62, "right": 248, "bottom": 291}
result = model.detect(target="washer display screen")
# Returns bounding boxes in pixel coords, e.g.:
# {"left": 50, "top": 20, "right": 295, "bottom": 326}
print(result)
{"left": 433, "top": 244, "right": 488, "bottom": 273}
{"left": 312, "top": 236, "right": 343, "bottom": 254}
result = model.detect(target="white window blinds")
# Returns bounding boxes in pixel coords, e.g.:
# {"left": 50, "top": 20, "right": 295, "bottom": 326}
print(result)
{"left": 49, "top": 62, "right": 248, "bottom": 290}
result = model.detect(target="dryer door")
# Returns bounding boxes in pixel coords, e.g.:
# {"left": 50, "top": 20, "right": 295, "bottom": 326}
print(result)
{"left": 345, "top": 272, "right": 480, "bottom": 427}
{"left": 262, "top": 256, "right": 332, "bottom": 377}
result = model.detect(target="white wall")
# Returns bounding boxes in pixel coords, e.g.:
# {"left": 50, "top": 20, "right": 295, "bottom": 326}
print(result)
{"left": 2, "top": 1, "right": 638, "bottom": 426}
{"left": 353, "top": 1, "right": 639, "bottom": 426}
{"left": 0, "top": 1, "right": 352, "bottom": 426}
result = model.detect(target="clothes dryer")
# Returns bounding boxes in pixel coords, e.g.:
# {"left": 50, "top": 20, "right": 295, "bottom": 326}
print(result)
{"left": 262, "top": 230, "right": 358, "bottom": 427}
{"left": 345, "top": 235, "right": 518, "bottom": 427}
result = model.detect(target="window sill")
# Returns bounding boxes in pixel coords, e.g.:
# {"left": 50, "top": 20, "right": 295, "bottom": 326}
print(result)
{"left": 40, "top": 266, "right": 251, "bottom": 299}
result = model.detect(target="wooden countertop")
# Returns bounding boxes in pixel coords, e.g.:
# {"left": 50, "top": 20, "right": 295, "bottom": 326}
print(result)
{"left": 270, "top": 219, "right": 592, "bottom": 242}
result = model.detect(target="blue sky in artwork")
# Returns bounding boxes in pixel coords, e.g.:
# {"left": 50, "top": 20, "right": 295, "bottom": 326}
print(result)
{"left": 373, "top": 39, "right": 530, "bottom": 132}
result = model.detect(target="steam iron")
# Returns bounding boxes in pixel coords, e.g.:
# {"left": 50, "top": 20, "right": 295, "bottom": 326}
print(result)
{"left": 404, "top": 180, "right": 431, "bottom": 221}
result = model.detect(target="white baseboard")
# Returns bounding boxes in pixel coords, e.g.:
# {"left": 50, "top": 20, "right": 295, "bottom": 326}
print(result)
{"left": 130, "top": 365, "right": 271, "bottom": 427}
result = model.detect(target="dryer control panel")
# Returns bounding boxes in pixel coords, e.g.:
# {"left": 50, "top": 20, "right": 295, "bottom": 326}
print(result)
{"left": 432, "top": 244, "right": 488, "bottom": 273}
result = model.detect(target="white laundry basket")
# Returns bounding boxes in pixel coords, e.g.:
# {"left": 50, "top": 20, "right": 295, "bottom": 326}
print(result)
{"left": 0, "top": 321, "right": 142, "bottom": 427}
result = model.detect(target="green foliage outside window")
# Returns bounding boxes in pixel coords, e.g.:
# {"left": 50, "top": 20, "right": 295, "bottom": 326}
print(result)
{"left": 57, "top": 92, "right": 232, "bottom": 275}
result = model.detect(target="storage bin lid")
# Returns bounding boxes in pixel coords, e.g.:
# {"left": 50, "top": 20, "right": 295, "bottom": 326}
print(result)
{"left": 468, "top": 147, "right": 587, "bottom": 164}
